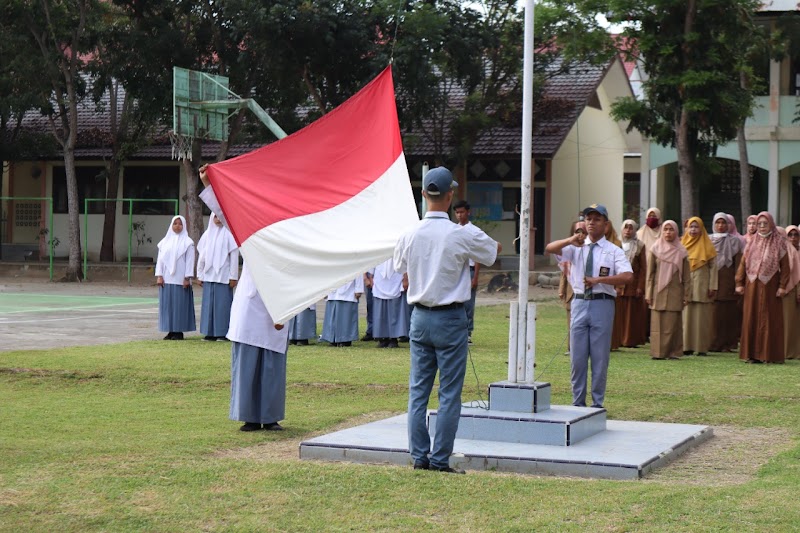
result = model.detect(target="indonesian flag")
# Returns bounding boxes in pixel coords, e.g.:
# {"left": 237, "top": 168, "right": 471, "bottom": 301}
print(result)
{"left": 206, "top": 66, "right": 420, "bottom": 324}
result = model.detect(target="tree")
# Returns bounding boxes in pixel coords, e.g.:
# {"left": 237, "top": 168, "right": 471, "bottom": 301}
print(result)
{"left": 12, "top": 0, "right": 109, "bottom": 280}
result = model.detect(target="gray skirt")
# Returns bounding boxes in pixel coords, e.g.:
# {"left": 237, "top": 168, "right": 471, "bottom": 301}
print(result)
{"left": 200, "top": 282, "right": 233, "bottom": 337}
{"left": 158, "top": 284, "right": 196, "bottom": 332}
{"left": 288, "top": 308, "right": 317, "bottom": 341}
{"left": 229, "top": 342, "right": 287, "bottom": 424}
{"left": 373, "top": 296, "right": 409, "bottom": 338}
{"left": 320, "top": 300, "right": 359, "bottom": 343}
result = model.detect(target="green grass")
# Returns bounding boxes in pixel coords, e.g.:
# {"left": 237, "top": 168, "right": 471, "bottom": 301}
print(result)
{"left": 1, "top": 301, "right": 799, "bottom": 531}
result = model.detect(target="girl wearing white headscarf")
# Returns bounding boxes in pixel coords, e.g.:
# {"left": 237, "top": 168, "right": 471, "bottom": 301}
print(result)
{"left": 645, "top": 220, "right": 690, "bottom": 360}
{"left": 709, "top": 212, "right": 744, "bottom": 352}
{"left": 370, "top": 258, "right": 409, "bottom": 348}
{"left": 199, "top": 173, "right": 290, "bottom": 431}
{"left": 616, "top": 219, "right": 648, "bottom": 347}
{"left": 197, "top": 212, "right": 239, "bottom": 341}
{"left": 155, "top": 215, "right": 196, "bottom": 340}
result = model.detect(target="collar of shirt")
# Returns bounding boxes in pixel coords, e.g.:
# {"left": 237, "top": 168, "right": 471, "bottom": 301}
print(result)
{"left": 588, "top": 235, "right": 609, "bottom": 247}
{"left": 424, "top": 211, "right": 450, "bottom": 220}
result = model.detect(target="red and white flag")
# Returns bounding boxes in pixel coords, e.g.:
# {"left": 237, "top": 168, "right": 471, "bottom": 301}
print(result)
{"left": 206, "top": 66, "right": 419, "bottom": 324}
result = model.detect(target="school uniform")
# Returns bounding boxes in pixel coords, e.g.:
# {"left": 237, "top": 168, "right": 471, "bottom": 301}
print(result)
{"left": 200, "top": 186, "right": 290, "bottom": 428}
{"left": 320, "top": 278, "right": 364, "bottom": 345}
{"left": 155, "top": 215, "right": 196, "bottom": 336}
{"left": 372, "top": 258, "right": 408, "bottom": 345}
{"left": 558, "top": 235, "right": 632, "bottom": 408}
{"left": 288, "top": 305, "right": 317, "bottom": 344}
{"left": 197, "top": 213, "right": 239, "bottom": 339}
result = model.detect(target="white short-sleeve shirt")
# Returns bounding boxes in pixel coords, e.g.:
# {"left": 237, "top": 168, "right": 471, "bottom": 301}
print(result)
{"left": 557, "top": 236, "right": 632, "bottom": 297}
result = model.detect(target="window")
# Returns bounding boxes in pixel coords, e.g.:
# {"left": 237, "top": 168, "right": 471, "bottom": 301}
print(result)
{"left": 122, "top": 166, "right": 180, "bottom": 215}
{"left": 52, "top": 166, "right": 106, "bottom": 214}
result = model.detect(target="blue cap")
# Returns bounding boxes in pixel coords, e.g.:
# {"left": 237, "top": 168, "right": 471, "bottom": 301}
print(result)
{"left": 582, "top": 203, "right": 609, "bottom": 218}
{"left": 423, "top": 167, "right": 458, "bottom": 196}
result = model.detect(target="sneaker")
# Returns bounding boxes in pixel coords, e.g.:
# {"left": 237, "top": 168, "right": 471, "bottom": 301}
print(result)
{"left": 239, "top": 422, "right": 262, "bottom": 432}
{"left": 413, "top": 461, "right": 430, "bottom": 470}
{"left": 468, "top": 336, "right": 473, "bottom": 345}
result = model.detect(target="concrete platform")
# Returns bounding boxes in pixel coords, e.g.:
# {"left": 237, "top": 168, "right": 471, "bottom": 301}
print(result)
{"left": 299, "top": 412, "right": 713, "bottom": 480}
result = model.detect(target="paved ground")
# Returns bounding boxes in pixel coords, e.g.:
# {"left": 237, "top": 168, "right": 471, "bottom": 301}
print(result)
{"left": 0, "top": 277, "right": 555, "bottom": 352}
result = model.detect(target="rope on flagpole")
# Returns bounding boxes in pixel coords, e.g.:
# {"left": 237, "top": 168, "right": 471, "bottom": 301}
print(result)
{"left": 389, "top": 2, "right": 403, "bottom": 63}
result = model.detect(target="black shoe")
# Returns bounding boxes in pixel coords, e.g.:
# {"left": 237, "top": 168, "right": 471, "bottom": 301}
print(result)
{"left": 263, "top": 422, "right": 284, "bottom": 431}
{"left": 361, "top": 334, "right": 374, "bottom": 342}
{"left": 413, "top": 461, "right": 430, "bottom": 470}
{"left": 203, "top": 336, "right": 216, "bottom": 342}
{"left": 399, "top": 336, "right": 409, "bottom": 343}
{"left": 239, "top": 422, "right": 262, "bottom": 432}
{"left": 341, "top": 341, "right": 352, "bottom": 347}
{"left": 591, "top": 404, "right": 604, "bottom": 409}
{"left": 163, "top": 333, "right": 175, "bottom": 340}
{"left": 377, "top": 339, "right": 390, "bottom": 348}
{"left": 683, "top": 350, "right": 694, "bottom": 356}
{"left": 296, "top": 339, "right": 309, "bottom": 346}
{"left": 431, "top": 465, "right": 465, "bottom": 474}
{"left": 697, "top": 352, "right": 707, "bottom": 356}
{"left": 289, "top": 339, "right": 298, "bottom": 345}
{"left": 173, "top": 332, "right": 184, "bottom": 340}
{"left": 387, "top": 339, "right": 399, "bottom": 348}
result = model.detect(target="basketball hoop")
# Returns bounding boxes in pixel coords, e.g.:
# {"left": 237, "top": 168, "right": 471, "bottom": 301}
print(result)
{"left": 169, "top": 130, "right": 194, "bottom": 161}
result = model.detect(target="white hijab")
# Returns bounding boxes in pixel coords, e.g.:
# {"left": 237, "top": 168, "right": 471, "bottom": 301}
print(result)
{"left": 710, "top": 212, "right": 743, "bottom": 269}
{"left": 157, "top": 215, "right": 193, "bottom": 275}
{"left": 197, "top": 212, "right": 238, "bottom": 277}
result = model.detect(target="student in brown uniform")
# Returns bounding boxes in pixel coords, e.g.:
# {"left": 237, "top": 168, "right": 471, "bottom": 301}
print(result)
{"left": 558, "top": 221, "right": 586, "bottom": 354}
{"left": 646, "top": 221, "right": 690, "bottom": 360}
{"left": 605, "top": 221, "right": 623, "bottom": 351}
{"left": 735, "top": 212, "right": 789, "bottom": 364}
{"left": 617, "top": 219, "right": 647, "bottom": 347}
{"left": 781, "top": 225, "right": 800, "bottom": 360}
{"left": 709, "top": 213, "right": 744, "bottom": 353}
{"left": 681, "top": 216, "right": 718, "bottom": 356}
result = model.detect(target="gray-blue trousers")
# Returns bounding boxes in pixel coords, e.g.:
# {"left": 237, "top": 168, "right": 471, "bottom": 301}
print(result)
{"left": 569, "top": 298, "right": 614, "bottom": 408}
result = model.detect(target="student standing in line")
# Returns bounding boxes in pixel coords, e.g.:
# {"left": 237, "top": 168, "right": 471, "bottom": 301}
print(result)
{"left": 288, "top": 304, "right": 317, "bottom": 346}
{"left": 453, "top": 200, "right": 481, "bottom": 345}
{"left": 645, "top": 221, "right": 690, "bottom": 360}
{"left": 617, "top": 219, "right": 648, "bottom": 348}
{"left": 782, "top": 225, "right": 800, "bottom": 360}
{"left": 197, "top": 212, "right": 239, "bottom": 341}
{"left": 371, "top": 258, "right": 408, "bottom": 348}
{"left": 709, "top": 213, "right": 744, "bottom": 353}
{"left": 681, "top": 217, "right": 717, "bottom": 356}
{"left": 156, "top": 215, "right": 196, "bottom": 340}
{"left": 736, "top": 212, "right": 789, "bottom": 364}
{"left": 199, "top": 165, "right": 289, "bottom": 431}
{"left": 321, "top": 278, "right": 364, "bottom": 347}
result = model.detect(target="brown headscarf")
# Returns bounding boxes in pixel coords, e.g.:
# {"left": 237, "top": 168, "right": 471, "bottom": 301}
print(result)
{"left": 726, "top": 214, "right": 747, "bottom": 248}
{"left": 782, "top": 225, "right": 800, "bottom": 293}
{"left": 637, "top": 207, "right": 662, "bottom": 249}
{"left": 745, "top": 212, "right": 787, "bottom": 284}
{"left": 681, "top": 216, "right": 717, "bottom": 272}
{"left": 650, "top": 220, "right": 688, "bottom": 292}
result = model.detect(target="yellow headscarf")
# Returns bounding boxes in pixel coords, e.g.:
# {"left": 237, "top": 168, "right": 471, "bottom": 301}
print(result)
{"left": 681, "top": 216, "right": 717, "bottom": 271}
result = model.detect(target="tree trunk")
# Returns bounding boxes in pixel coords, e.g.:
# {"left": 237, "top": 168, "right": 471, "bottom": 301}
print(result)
{"left": 62, "top": 147, "right": 83, "bottom": 281}
{"left": 737, "top": 124, "right": 751, "bottom": 221}
{"left": 675, "top": 110, "right": 697, "bottom": 224}
{"left": 99, "top": 160, "right": 120, "bottom": 261}
{"left": 181, "top": 139, "right": 203, "bottom": 276}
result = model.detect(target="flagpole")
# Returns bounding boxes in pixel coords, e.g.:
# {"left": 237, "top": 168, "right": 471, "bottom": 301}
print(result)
{"left": 515, "top": 0, "right": 535, "bottom": 384}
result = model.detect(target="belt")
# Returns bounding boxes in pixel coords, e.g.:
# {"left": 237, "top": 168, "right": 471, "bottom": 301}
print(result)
{"left": 574, "top": 293, "right": 615, "bottom": 301}
{"left": 414, "top": 302, "right": 464, "bottom": 311}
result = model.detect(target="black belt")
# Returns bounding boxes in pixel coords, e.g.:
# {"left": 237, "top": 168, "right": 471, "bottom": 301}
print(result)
{"left": 574, "top": 293, "right": 615, "bottom": 301}
{"left": 414, "top": 302, "right": 464, "bottom": 311}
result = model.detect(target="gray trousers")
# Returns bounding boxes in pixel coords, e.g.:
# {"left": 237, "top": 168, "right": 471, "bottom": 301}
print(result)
{"left": 569, "top": 298, "right": 614, "bottom": 407}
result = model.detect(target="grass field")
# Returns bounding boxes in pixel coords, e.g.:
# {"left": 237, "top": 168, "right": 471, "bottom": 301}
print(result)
{"left": 1, "top": 301, "right": 798, "bottom": 531}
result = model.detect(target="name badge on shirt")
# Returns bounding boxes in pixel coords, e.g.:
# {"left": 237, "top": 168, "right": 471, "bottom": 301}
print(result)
{"left": 599, "top": 266, "right": 610, "bottom": 277}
